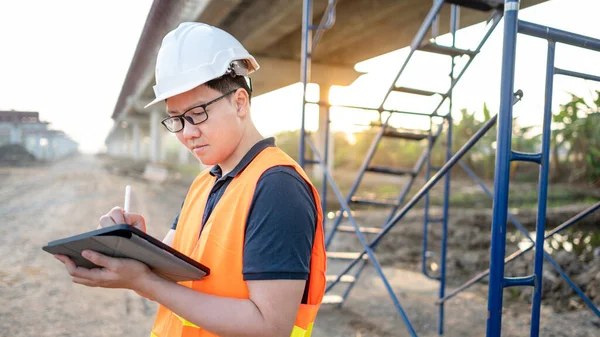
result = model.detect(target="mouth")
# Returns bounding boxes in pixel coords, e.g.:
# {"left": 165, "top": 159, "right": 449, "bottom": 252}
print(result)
{"left": 191, "top": 144, "right": 208, "bottom": 153}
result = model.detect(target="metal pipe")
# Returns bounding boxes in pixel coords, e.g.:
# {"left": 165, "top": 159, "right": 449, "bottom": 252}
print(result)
{"left": 319, "top": 102, "right": 439, "bottom": 118}
{"left": 510, "top": 151, "right": 542, "bottom": 164}
{"left": 504, "top": 275, "right": 535, "bottom": 288}
{"left": 322, "top": 105, "right": 330, "bottom": 231}
{"left": 299, "top": 0, "right": 312, "bottom": 168}
{"left": 439, "top": 7, "right": 458, "bottom": 333}
{"left": 422, "top": 118, "right": 436, "bottom": 281}
{"left": 432, "top": 2, "right": 439, "bottom": 39}
{"left": 312, "top": 0, "right": 339, "bottom": 50}
{"left": 530, "top": 40, "right": 556, "bottom": 337}
{"left": 486, "top": 1, "right": 519, "bottom": 334}
{"left": 518, "top": 20, "right": 600, "bottom": 52}
{"left": 439, "top": 96, "right": 454, "bottom": 337}
{"left": 450, "top": 4, "right": 459, "bottom": 35}
{"left": 554, "top": 68, "right": 600, "bottom": 83}
{"left": 411, "top": 0, "right": 445, "bottom": 50}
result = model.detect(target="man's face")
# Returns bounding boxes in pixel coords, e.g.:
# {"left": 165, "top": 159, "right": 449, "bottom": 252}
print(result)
{"left": 166, "top": 85, "right": 244, "bottom": 165}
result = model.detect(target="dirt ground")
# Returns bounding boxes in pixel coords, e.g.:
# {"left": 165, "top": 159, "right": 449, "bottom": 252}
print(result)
{"left": 1, "top": 154, "right": 598, "bottom": 337}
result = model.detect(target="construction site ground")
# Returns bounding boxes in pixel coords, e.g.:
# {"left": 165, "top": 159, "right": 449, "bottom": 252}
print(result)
{"left": 1, "top": 154, "right": 598, "bottom": 337}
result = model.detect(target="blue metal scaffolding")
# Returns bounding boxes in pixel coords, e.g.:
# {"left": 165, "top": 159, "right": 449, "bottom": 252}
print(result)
{"left": 486, "top": 2, "right": 600, "bottom": 336}
{"left": 298, "top": 1, "right": 600, "bottom": 336}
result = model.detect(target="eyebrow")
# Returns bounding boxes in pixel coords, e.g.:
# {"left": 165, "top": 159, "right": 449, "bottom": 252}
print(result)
{"left": 166, "top": 100, "right": 207, "bottom": 115}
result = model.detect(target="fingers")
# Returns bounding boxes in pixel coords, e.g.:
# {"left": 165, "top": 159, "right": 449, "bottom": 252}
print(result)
{"left": 72, "top": 277, "right": 98, "bottom": 287}
{"left": 98, "top": 214, "right": 115, "bottom": 228}
{"left": 82, "top": 250, "right": 116, "bottom": 270}
{"left": 54, "top": 253, "right": 105, "bottom": 280}
{"left": 123, "top": 212, "right": 147, "bottom": 232}
{"left": 107, "top": 207, "right": 126, "bottom": 225}
{"left": 54, "top": 254, "right": 77, "bottom": 270}
{"left": 98, "top": 207, "right": 125, "bottom": 228}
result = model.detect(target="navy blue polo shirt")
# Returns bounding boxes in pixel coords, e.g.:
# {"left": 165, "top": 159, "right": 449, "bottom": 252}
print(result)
{"left": 171, "top": 137, "right": 317, "bottom": 281}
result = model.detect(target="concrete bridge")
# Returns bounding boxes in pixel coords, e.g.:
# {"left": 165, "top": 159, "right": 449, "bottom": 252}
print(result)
{"left": 105, "top": 0, "right": 544, "bottom": 165}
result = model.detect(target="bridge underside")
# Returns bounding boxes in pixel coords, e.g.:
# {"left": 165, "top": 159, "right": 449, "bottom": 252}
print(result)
{"left": 106, "top": 0, "right": 545, "bottom": 164}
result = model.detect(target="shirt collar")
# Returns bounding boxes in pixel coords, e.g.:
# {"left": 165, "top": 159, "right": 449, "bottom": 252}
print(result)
{"left": 209, "top": 137, "right": 276, "bottom": 179}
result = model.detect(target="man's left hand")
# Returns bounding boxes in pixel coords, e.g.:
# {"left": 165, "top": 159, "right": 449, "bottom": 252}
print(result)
{"left": 54, "top": 251, "right": 153, "bottom": 292}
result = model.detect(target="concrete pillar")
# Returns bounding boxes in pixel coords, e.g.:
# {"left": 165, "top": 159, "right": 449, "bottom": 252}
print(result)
{"left": 123, "top": 126, "right": 130, "bottom": 156}
{"left": 313, "top": 85, "right": 334, "bottom": 178}
{"left": 34, "top": 134, "right": 41, "bottom": 159}
{"left": 55, "top": 136, "right": 61, "bottom": 159}
{"left": 132, "top": 121, "right": 141, "bottom": 160}
{"left": 150, "top": 110, "right": 162, "bottom": 163}
{"left": 10, "top": 125, "right": 22, "bottom": 144}
{"left": 59, "top": 137, "right": 66, "bottom": 158}
{"left": 108, "top": 140, "right": 117, "bottom": 156}
{"left": 47, "top": 136, "right": 54, "bottom": 160}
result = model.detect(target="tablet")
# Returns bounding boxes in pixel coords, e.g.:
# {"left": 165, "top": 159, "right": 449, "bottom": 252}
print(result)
{"left": 42, "top": 224, "right": 209, "bottom": 282}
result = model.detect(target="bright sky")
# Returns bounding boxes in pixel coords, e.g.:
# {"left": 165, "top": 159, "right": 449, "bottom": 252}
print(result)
{"left": 0, "top": 0, "right": 153, "bottom": 152}
{"left": 1, "top": 0, "right": 599, "bottom": 153}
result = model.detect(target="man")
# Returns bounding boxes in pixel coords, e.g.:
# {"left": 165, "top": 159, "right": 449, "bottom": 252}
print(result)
{"left": 53, "top": 22, "right": 326, "bottom": 337}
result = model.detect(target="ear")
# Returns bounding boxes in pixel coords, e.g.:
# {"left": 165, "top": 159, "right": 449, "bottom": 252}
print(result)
{"left": 233, "top": 88, "right": 250, "bottom": 117}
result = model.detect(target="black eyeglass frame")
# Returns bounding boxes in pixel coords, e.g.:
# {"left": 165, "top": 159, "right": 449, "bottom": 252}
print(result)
{"left": 160, "top": 89, "right": 237, "bottom": 133}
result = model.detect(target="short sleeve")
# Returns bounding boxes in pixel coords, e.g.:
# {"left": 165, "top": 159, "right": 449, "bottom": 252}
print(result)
{"left": 171, "top": 199, "right": 185, "bottom": 230}
{"left": 171, "top": 213, "right": 180, "bottom": 230}
{"left": 242, "top": 166, "right": 317, "bottom": 280}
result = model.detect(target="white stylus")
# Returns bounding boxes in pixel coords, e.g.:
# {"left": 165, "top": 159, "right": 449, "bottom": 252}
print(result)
{"left": 124, "top": 185, "right": 131, "bottom": 213}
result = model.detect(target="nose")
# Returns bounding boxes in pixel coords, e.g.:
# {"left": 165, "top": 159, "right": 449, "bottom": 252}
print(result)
{"left": 181, "top": 120, "right": 200, "bottom": 139}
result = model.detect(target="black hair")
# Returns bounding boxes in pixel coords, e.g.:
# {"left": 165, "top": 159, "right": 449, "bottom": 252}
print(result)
{"left": 204, "top": 75, "right": 252, "bottom": 103}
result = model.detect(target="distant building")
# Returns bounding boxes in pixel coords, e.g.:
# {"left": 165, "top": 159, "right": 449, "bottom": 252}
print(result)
{"left": 0, "top": 110, "right": 78, "bottom": 160}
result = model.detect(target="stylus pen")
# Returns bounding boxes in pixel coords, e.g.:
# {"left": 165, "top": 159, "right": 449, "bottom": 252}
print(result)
{"left": 124, "top": 185, "right": 131, "bottom": 213}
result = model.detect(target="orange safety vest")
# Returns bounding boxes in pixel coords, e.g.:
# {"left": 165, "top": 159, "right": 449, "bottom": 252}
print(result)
{"left": 150, "top": 146, "right": 326, "bottom": 337}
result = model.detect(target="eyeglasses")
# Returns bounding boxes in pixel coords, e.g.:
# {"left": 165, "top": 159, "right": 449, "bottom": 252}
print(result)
{"left": 161, "top": 89, "right": 237, "bottom": 133}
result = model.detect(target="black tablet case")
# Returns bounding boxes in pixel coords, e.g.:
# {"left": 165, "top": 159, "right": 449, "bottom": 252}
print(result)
{"left": 43, "top": 225, "right": 209, "bottom": 282}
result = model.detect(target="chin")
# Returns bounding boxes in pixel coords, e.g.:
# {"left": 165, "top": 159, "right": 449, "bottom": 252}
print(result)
{"left": 193, "top": 153, "right": 218, "bottom": 166}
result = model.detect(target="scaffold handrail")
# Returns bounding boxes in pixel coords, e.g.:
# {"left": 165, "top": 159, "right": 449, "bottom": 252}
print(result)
{"left": 518, "top": 20, "right": 600, "bottom": 52}
{"left": 554, "top": 67, "right": 600, "bottom": 82}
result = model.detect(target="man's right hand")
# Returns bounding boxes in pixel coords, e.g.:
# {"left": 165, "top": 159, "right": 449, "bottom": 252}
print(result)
{"left": 98, "top": 206, "right": 147, "bottom": 233}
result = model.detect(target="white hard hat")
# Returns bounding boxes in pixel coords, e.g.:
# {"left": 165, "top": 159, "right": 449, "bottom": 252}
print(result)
{"left": 145, "top": 22, "right": 260, "bottom": 108}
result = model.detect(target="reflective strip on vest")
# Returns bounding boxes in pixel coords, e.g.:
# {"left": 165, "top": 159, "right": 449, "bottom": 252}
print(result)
{"left": 174, "top": 313, "right": 200, "bottom": 328}
{"left": 290, "top": 322, "right": 314, "bottom": 337}
{"left": 152, "top": 323, "right": 314, "bottom": 337}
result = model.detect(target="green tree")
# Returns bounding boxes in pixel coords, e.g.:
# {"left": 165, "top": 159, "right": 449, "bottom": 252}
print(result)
{"left": 552, "top": 90, "right": 600, "bottom": 186}
{"left": 449, "top": 103, "right": 496, "bottom": 178}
